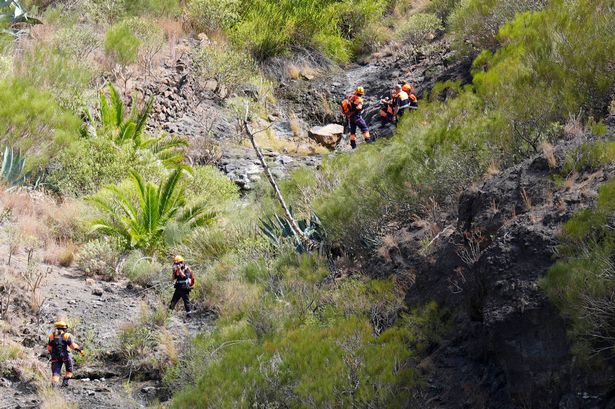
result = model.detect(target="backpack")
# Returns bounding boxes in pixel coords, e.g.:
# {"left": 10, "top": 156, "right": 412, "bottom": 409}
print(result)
{"left": 188, "top": 267, "right": 195, "bottom": 288}
{"left": 341, "top": 99, "right": 352, "bottom": 117}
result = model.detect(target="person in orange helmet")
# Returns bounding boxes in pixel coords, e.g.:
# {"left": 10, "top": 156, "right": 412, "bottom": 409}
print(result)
{"left": 169, "top": 255, "right": 194, "bottom": 317}
{"left": 342, "top": 86, "right": 372, "bottom": 149}
{"left": 47, "top": 321, "right": 83, "bottom": 387}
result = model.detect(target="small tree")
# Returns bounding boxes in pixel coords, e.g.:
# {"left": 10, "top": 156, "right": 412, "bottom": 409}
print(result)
{"left": 89, "top": 168, "right": 215, "bottom": 255}
{"left": 104, "top": 21, "right": 141, "bottom": 88}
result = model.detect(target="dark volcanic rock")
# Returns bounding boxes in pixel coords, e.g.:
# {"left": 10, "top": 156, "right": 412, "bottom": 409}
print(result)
{"left": 369, "top": 136, "right": 615, "bottom": 408}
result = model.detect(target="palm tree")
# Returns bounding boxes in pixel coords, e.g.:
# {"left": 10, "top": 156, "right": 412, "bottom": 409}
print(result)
{"left": 82, "top": 82, "right": 188, "bottom": 168}
{"left": 88, "top": 168, "right": 215, "bottom": 255}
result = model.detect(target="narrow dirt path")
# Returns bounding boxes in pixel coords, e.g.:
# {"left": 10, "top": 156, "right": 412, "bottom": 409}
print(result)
{"left": 0, "top": 246, "right": 213, "bottom": 409}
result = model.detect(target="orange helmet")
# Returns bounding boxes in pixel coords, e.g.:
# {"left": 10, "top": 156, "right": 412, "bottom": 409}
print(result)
{"left": 402, "top": 83, "right": 413, "bottom": 93}
{"left": 355, "top": 86, "right": 365, "bottom": 95}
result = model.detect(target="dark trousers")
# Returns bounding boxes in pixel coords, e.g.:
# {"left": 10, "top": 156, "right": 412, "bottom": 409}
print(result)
{"left": 51, "top": 356, "right": 74, "bottom": 385}
{"left": 169, "top": 287, "right": 191, "bottom": 313}
{"left": 349, "top": 116, "right": 369, "bottom": 134}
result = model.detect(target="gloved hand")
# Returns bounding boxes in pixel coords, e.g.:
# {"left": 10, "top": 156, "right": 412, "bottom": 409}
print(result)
{"left": 74, "top": 348, "right": 85, "bottom": 356}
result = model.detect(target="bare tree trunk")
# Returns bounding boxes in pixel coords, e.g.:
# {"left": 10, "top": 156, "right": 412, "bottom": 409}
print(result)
{"left": 242, "top": 105, "right": 313, "bottom": 251}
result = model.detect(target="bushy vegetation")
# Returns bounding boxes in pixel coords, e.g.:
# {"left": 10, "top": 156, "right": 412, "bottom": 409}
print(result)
{"left": 448, "top": 0, "right": 547, "bottom": 56}
{"left": 0, "top": 0, "right": 613, "bottom": 407}
{"left": 292, "top": 0, "right": 615, "bottom": 251}
{"left": 542, "top": 179, "right": 615, "bottom": 359}
{"left": 166, "top": 251, "right": 449, "bottom": 408}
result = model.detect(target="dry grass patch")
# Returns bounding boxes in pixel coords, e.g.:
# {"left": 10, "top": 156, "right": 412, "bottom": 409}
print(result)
{"left": 563, "top": 114, "right": 584, "bottom": 139}
{"left": 485, "top": 161, "right": 499, "bottom": 178}
{"left": 542, "top": 142, "right": 557, "bottom": 168}
{"left": 43, "top": 242, "right": 75, "bottom": 267}
{"left": 287, "top": 63, "right": 301, "bottom": 80}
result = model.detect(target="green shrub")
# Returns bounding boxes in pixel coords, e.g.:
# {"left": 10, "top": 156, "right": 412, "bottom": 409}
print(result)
{"left": 186, "top": 0, "right": 240, "bottom": 32}
{"left": 74, "top": 238, "right": 122, "bottom": 279}
{"left": 0, "top": 79, "right": 80, "bottom": 166}
{"left": 171, "top": 317, "right": 415, "bottom": 409}
{"left": 473, "top": 0, "right": 615, "bottom": 154}
{"left": 427, "top": 0, "right": 463, "bottom": 19}
{"left": 561, "top": 141, "right": 615, "bottom": 175}
{"left": 120, "top": 17, "right": 165, "bottom": 72}
{"left": 123, "top": 0, "right": 180, "bottom": 17}
{"left": 122, "top": 250, "right": 166, "bottom": 287}
{"left": 193, "top": 44, "right": 257, "bottom": 95}
{"left": 45, "top": 131, "right": 169, "bottom": 197}
{"left": 448, "top": 0, "right": 547, "bottom": 56}
{"left": 396, "top": 13, "right": 443, "bottom": 49}
{"left": 104, "top": 20, "right": 141, "bottom": 66}
{"left": 185, "top": 165, "right": 240, "bottom": 209}
{"left": 84, "top": 0, "right": 179, "bottom": 21}
{"left": 542, "top": 178, "right": 615, "bottom": 360}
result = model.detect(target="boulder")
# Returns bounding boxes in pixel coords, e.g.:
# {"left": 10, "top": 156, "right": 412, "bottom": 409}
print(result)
{"left": 308, "top": 124, "right": 344, "bottom": 149}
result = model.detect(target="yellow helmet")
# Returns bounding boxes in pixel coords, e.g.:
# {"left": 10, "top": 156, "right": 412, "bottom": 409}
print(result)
{"left": 356, "top": 86, "right": 365, "bottom": 95}
{"left": 53, "top": 321, "right": 68, "bottom": 329}
{"left": 173, "top": 255, "right": 185, "bottom": 263}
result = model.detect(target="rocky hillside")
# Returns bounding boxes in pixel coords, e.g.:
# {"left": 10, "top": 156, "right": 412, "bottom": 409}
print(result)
{"left": 370, "top": 126, "right": 615, "bottom": 408}
{"left": 0, "top": 0, "right": 613, "bottom": 408}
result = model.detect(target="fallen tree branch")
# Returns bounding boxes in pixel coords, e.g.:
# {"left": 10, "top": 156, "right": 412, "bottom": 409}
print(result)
{"left": 241, "top": 103, "right": 314, "bottom": 251}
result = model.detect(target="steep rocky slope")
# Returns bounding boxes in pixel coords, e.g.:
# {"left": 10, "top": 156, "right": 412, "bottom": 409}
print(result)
{"left": 369, "top": 126, "right": 615, "bottom": 408}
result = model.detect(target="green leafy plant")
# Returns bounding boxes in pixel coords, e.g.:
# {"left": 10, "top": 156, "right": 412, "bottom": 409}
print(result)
{"left": 89, "top": 168, "right": 216, "bottom": 255}
{"left": 104, "top": 20, "right": 141, "bottom": 66}
{"left": 84, "top": 83, "right": 188, "bottom": 167}
{"left": 259, "top": 209, "right": 324, "bottom": 253}
{"left": 186, "top": 0, "right": 240, "bottom": 32}
{"left": 0, "top": 145, "right": 30, "bottom": 188}
{"left": 0, "top": 0, "right": 41, "bottom": 34}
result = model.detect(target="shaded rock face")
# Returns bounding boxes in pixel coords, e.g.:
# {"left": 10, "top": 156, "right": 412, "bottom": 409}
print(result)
{"left": 308, "top": 124, "right": 344, "bottom": 149}
{"left": 367, "top": 137, "right": 615, "bottom": 408}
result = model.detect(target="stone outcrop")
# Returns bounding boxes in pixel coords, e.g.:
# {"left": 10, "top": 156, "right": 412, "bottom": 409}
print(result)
{"left": 308, "top": 124, "right": 344, "bottom": 149}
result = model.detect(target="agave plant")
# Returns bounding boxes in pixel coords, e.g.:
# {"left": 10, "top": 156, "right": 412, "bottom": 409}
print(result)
{"left": 0, "top": 145, "right": 30, "bottom": 188}
{"left": 0, "top": 0, "right": 41, "bottom": 34}
{"left": 260, "top": 209, "right": 324, "bottom": 253}
{"left": 82, "top": 83, "right": 188, "bottom": 167}
{"left": 88, "top": 168, "right": 215, "bottom": 255}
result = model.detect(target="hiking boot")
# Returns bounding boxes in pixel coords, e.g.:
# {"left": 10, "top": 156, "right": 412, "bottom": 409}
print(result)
{"left": 61, "top": 378, "right": 70, "bottom": 387}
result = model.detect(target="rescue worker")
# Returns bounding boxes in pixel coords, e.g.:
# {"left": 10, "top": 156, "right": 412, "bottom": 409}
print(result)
{"left": 401, "top": 82, "right": 419, "bottom": 110}
{"left": 346, "top": 86, "right": 371, "bottom": 149}
{"left": 392, "top": 85, "right": 410, "bottom": 121}
{"left": 169, "top": 255, "right": 193, "bottom": 317}
{"left": 47, "top": 321, "right": 83, "bottom": 387}
{"left": 379, "top": 90, "right": 396, "bottom": 128}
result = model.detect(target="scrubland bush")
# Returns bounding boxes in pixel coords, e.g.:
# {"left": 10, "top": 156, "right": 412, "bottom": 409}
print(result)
{"left": 121, "top": 250, "right": 165, "bottom": 287}
{"left": 0, "top": 79, "right": 80, "bottom": 164}
{"left": 193, "top": 44, "right": 256, "bottom": 95}
{"left": 120, "top": 17, "right": 165, "bottom": 74}
{"left": 118, "top": 302, "right": 175, "bottom": 379}
{"left": 448, "top": 0, "right": 547, "bottom": 56}
{"left": 186, "top": 0, "right": 240, "bottom": 33}
{"left": 16, "top": 40, "right": 97, "bottom": 112}
{"left": 542, "top": 179, "right": 615, "bottom": 359}
{"left": 74, "top": 238, "right": 121, "bottom": 278}
{"left": 170, "top": 315, "right": 418, "bottom": 408}
{"left": 427, "top": 0, "right": 463, "bottom": 19}
{"left": 104, "top": 20, "right": 141, "bottom": 66}
{"left": 185, "top": 166, "right": 239, "bottom": 209}
{"left": 396, "top": 13, "right": 443, "bottom": 50}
